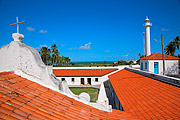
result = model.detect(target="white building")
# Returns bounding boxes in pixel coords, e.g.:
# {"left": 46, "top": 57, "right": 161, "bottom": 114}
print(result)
{"left": 140, "top": 52, "right": 179, "bottom": 75}
{"left": 53, "top": 67, "right": 119, "bottom": 87}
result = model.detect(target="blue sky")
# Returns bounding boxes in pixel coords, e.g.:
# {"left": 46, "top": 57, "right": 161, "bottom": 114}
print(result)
{"left": 0, "top": 0, "right": 180, "bottom": 61}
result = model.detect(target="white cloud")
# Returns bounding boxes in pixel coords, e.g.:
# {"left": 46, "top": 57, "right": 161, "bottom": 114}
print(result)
{"left": 68, "top": 47, "right": 76, "bottom": 50}
{"left": 105, "top": 50, "right": 110, "bottom": 53}
{"left": 161, "top": 28, "right": 169, "bottom": 31}
{"left": 36, "top": 44, "right": 48, "bottom": 50}
{"left": 26, "top": 27, "right": 35, "bottom": 31}
{"left": 39, "top": 30, "right": 48, "bottom": 33}
{"left": 79, "top": 42, "right": 91, "bottom": 50}
{"left": 61, "top": 44, "right": 65, "bottom": 46}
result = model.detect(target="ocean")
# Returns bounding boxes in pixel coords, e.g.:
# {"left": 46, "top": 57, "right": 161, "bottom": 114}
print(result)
{"left": 72, "top": 61, "right": 114, "bottom": 65}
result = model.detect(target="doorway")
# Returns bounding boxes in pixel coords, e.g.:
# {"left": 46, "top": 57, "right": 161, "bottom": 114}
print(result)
{"left": 87, "top": 78, "right": 91, "bottom": 85}
{"left": 154, "top": 62, "right": 159, "bottom": 74}
{"left": 81, "top": 78, "right": 84, "bottom": 85}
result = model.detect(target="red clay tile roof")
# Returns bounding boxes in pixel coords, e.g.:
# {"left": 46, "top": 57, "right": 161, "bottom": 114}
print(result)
{"left": 140, "top": 52, "right": 180, "bottom": 60}
{"left": 108, "top": 69, "right": 180, "bottom": 119}
{"left": 53, "top": 69, "right": 118, "bottom": 77}
{"left": 0, "top": 71, "right": 136, "bottom": 120}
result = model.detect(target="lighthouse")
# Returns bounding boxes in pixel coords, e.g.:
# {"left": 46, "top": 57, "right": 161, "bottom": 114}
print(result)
{"left": 143, "top": 17, "right": 152, "bottom": 56}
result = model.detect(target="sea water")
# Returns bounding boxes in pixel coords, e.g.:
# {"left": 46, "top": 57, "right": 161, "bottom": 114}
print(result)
{"left": 72, "top": 61, "right": 114, "bottom": 65}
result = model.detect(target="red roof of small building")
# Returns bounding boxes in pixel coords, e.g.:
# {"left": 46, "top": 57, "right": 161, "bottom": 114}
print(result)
{"left": 53, "top": 69, "right": 118, "bottom": 77}
{"left": 0, "top": 71, "right": 136, "bottom": 120}
{"left": 139, "top": 52, "right": 180, "bottom": 60}
{"left": 108, "top": 69, "right": 180, "bottom": 119}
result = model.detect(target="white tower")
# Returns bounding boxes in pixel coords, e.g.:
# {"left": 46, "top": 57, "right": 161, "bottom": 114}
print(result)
{"left": 143, "top": 17, "right": 152, "bottom": 56}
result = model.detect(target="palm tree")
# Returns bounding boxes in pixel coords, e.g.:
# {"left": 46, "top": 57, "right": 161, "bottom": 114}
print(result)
{"left": 165, "top": 42, "right": 176, "bottom": 56}
{"left": 56, "top": 56, "right": 62, "bottom": 65}
{"left": 64, "top": 57, "right": 71, "bottom": 64}
{"left": 61, "top": 56, "right": 65, "bottom": 65}
{"left": 173, "top": 36, "right": 180, "bottom": 54}
{"left": 46, "top": 48, "right": 51, "bottom": 64}
{"left": 51, "top": 44, "right": 59, "bottom": 65}
{"left": 54, "top": 49, "right": 60, "bottom": 65}
{"left": 40, "top": 47, "right": 51, "bottom": 64}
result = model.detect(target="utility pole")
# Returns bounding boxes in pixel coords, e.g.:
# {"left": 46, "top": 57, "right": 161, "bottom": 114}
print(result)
{"left": 161, "top": 34, "right": 165, "bottom": 75}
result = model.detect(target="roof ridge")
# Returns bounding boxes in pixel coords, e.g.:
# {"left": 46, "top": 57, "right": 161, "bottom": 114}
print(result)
{"left": 0, "top": 71, "right": 14, "bottom": 76}
{"left": 140, "top": 52, "right": 180, "bottom": 60}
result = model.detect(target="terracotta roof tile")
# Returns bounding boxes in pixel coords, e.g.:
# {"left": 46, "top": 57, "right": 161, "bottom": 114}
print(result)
{"left": 10, "top": 112, "right": 27, "bottom": 120}
{"left": 0, "top": 71, "right": 136, "bottom": 120}
{"left": 1, "top": 103, "right": 16, "bottom": 111}
{"left": 140, "top": 52, "right": 180, "bottom": 60}
{"left": 108, "top": 69, "right": 180, "bottom": 119}
{"left": 14, "top": 109, "right": 29, "bottom": 118}
{"left": 0, "top": 112, "right": 6, "bottom": 119}
{"left": 53, "top": 69, "right": 118, "bottom": 77}
{"left": 3, "top": 115, "right": 17, "bottom": 120}
{"left": 0, "top": 106, "right": 13, "bottom": 115}
{"left": 28, "top": 114, "right": 42, "bottom": 120}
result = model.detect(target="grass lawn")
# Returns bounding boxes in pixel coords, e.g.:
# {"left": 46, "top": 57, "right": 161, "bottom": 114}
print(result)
{"left": 70, "top": 88, "right": 99, "bottom": 102}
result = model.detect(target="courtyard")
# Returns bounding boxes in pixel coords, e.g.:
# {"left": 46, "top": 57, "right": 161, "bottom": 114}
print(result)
{"left": 70, "top": 87, "right": 99, "bottom": 102}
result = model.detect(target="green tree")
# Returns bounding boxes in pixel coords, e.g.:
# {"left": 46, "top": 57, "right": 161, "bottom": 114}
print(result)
{"left": 40, "top": 47, "right": 51, "bottom": 64}
{"left": 128, "top": 61, "right": 133, "bottom": 65}
{"left": 51, "top": 44, "right": 60, "bottom": 65}
{"left": 165, "top": 42, "right": 176, "bottom": 56}
{"left": 137, "top": 60, "right": 140, "bottom": 65}
{"left": 64, "top": 57, "right": 71, "bottom": 64}
{"left": 61, "top": 56, "right": 65, "bottom": 65}
{"left": 173, "top": 36, "right": 180, "bottom": 54}
{"left": 56, "top": 56, "right": 62, "bottom": 65}
{"left": 118, "top": 60, "right": 128, "bottom": 65}
{"left": 70, "top": 62, "right": 75, "bottom": 65}
{"left": 138, "top": 53, "right": 146, "bottom": 58}
{"left": 39, "top": 44, "right": 72, "bottom": 66}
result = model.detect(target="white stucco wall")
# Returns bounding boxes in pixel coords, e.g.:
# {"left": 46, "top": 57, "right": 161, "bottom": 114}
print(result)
{"left": 165, "top": 60, "right": 179, "bottom": 75}
{"left": 53, "top": 66, "right": 128, "bottom": 86}
{"left": 57, "top": 76, "right": 103, "bottom": 86}
{"left": 140, "top": 60, "right": 149, "bottom": 72}
{"left": 0, "top": 40, "right": 60, "bottom": 90}
{"left": 140, "top": 60, "right": 179, "bottom": 75}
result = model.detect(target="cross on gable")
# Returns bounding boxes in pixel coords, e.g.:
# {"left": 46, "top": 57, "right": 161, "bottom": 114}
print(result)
{"left": 10, "top": 17, "right": 26, "bottom": 33}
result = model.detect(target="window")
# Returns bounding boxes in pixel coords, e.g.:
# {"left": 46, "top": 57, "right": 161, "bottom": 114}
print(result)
{"left": 95, "top": 78, "right": 98, "bottom": 82}
{"left": 140, "top": 62, "right": 143, "bottom": 70}
{"left": 145, "top": 62, "right": 147, "bottom": 69}
{"left": 81, "top": 78, "right": 84, "bottom": 85}
{"left": 61, "top": 78, "right": 65, "bottom": 81}
{"left": 72, "top": 78, "right": 74, "bottom": 82}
